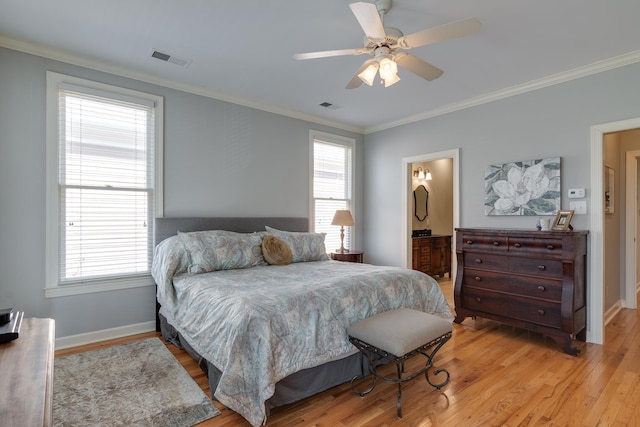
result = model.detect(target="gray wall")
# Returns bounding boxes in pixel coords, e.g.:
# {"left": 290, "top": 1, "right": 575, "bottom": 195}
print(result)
{"left": 0, "top": 46, "right": 364, "bottom": 338}
{"left": 3, "top": 42, "right": 640, "bottom": 338}
{"left": 363, "top": 61, "right": 640, "bottom": 312}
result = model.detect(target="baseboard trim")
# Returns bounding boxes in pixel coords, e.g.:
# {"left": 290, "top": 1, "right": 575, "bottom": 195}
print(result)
{"left": 55, "top": 321, "right": 156, "bottom": 350}
{"left": 604, "top": 300, "right": 623, "bottom": 326}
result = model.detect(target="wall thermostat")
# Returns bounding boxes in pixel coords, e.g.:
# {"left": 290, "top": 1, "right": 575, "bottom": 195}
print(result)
{"left": 568, "top": 188, "right": 585, "bottom": 199}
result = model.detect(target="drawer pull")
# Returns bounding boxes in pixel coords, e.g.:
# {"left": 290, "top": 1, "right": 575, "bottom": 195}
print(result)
{"left": 475, "top": 276, "right": 482, "bottom": 281}
{"left": 466, "top": 240, "right": 474, "bottom": 245}
{"left": 538, "top": 265, "right": 546, "bottom": 271}
{"left": 474, "top": 258, "right": 483, "bottom": 264}
{"left": 476, "top": 297, "right": 481, "bottom": 303}
{"left": 537, "top": 309, "right": 545, "bottom": 316}
{"left": 493, "top": 241, "right": 500, "bottom": 246}
{"left": 538, "top": 285, "right": 546, "bottom": 292}
{"left": 547, "top": 245, "right": 555, "bottom": 250}
{"left": 514, "top": 243, "right": 521, "bottom": 248}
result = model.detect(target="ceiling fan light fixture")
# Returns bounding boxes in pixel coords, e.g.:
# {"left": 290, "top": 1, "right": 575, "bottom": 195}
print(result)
{"left": 358, "top": 62, "right": 379, "bottom": 86}
{"left": 378, "top": 57, "right": 397, "bottom": 80}
{"left": 383, "top": 72, "right": 401, "bottom": 87}
{"left": 378, "top": 57, "right": 400, "bottom": 87}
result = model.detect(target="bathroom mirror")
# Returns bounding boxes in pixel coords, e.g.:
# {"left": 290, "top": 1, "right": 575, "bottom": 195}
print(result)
{"left": 414, "top": 185, "right": 429, "bottom": 221}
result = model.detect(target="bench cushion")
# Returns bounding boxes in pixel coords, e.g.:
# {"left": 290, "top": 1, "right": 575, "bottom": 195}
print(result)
{"left": 348, "top": 308, "right": 453, "bottom": 357}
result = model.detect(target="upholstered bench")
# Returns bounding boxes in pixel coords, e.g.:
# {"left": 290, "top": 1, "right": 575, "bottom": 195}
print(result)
{"left": 348, "top": 308, "right": 453, "bottom": 418}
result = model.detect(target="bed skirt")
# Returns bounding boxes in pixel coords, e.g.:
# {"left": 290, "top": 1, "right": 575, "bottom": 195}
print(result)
{"left": 159, "top": 313, "right": 366, "bottom": 415}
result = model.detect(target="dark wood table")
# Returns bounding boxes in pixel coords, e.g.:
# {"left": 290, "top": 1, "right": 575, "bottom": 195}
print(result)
{"left": 0, "top": 317, "right": 55, "bottom": 426}
{"left": 330, "top": 250, "right": 364, "bottom": 263}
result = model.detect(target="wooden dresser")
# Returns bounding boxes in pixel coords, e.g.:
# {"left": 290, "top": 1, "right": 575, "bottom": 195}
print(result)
{"left": 0, "top": 317, "right": 55, "bottom": 426}
{"left": 412, "top": 235, "right": 452, "bottom": 278}
{"left": 454, "top": 228, "right": 588, "bottom": 355}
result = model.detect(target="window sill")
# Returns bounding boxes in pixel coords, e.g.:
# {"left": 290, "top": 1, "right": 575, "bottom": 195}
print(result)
{"left": 45, "top": 275, "right": 155, "bottom": 298}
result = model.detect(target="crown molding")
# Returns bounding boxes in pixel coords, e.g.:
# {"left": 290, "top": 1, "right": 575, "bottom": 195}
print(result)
{"left": 2, "top": 35, "right": 639, "bottom": 137}
{"left": 0, "top": 35, "right": 365, "bottom": 134}
{"left": 365, "top": 49, "right": 640, "bottom": 134}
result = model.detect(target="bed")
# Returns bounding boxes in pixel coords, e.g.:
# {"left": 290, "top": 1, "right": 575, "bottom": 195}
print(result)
{"left": 151, "top": 217, "right": 454, "bottom": 427}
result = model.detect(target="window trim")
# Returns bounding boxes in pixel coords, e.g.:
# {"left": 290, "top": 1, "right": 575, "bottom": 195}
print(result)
{"left": 45, "top": 71, "right": 164, "bottom": 298}
{"left": 309, "top": 130, "right": 356, "bottom": 250}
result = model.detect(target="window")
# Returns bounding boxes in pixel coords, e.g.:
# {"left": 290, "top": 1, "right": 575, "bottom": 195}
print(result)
{"left": 311, "top": 131, "right": 354, "bottom": 253}
{"left": 46, "top": 72, "right": 163, "bottom": 297}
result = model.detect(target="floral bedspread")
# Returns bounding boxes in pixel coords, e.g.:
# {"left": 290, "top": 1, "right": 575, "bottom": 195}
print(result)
{"left": 155, "top": 254, "right": 453, "bottom": 426}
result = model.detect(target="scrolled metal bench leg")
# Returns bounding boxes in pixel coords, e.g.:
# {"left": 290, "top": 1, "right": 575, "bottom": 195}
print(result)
{"left": 424, "top": 334, "right": 451, "bottom": 390}
{"left": 426, "top": 367, "right": 450, "bottom": 390}
{"left": 350, "top": 373, "right": 376, "bottom": 397}
{"left": 350, "top": 342, "right": 381, "bottom": 397}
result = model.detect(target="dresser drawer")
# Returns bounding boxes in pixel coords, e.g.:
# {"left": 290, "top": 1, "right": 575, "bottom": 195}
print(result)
{"left": 509, "top": 257, "right": 562, "bottom": 277}
{"left": 463, "top": 268, "right": 562, "bottom": 301}
{"left": 420, "top": 246, "right": 431, "bottom": 255}
{"left": 462, "top": 252, "right": 506, "bottom": 271}
{"left": 507, "top": 236, "right": 564, "bottom": 256}
{"left": 462, "top": 288, "right": 561, "bottom": 328}
{"left": 460, "top": 234, "right": 507, "bottom": 252}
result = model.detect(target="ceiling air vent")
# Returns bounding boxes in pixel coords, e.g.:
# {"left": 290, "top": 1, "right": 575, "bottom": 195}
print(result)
{"left": 150, "top": 49, "right": 192, "bottom": 68}
{"left": 319, "top": 102, "right": 339, "bottom": 110}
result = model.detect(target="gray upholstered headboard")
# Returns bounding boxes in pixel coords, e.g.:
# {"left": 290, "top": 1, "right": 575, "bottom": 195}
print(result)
{"left": 154, "top": 217, "right": 309, "bottom": 246}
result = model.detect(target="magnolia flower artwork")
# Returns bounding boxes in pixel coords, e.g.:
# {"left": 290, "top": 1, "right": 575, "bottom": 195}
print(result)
{"left": 485, "top": 157, "right": 561, "bottom": 216}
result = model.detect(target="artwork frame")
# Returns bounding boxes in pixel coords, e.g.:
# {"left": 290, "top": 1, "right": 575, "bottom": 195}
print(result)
{"left": 484, "top": 156, "right": 561, "bottom": 216}
{"left": 604, "top": 166, "right": 614, "bottom": 214}
{"left": 552, "top": 210, "right": 574, "bottom": 231}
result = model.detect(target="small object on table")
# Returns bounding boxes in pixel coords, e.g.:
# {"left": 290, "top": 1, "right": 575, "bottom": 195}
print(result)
{"left": 330, "top": 250, "right": 363, "bottom": 263}
{"left": 0, "top": 307, "right": 13, "bottom": 324}
{"left": 0, "top": 310, "right": 23, "bottom": 343}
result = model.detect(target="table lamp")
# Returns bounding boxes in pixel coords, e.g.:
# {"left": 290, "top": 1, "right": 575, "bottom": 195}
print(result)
{"left": 331, "top": 210, "right": 354, "bottom": 253}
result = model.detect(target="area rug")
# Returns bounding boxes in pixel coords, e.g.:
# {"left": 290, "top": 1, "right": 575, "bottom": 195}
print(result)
{"left": 53, "top": 337, "right": 220, "bottom": 426}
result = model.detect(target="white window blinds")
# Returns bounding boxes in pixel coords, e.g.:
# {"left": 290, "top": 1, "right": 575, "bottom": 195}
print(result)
{"left": 313, "top": 137, "right": 353, "bottom": 253}
{"left": 57, "top": 84, "right": 156, "bottom": 284}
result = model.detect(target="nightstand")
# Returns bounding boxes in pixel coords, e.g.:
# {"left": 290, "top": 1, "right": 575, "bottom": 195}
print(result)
{"left": 330, "top": 251, "right": 364, "bottom": 263}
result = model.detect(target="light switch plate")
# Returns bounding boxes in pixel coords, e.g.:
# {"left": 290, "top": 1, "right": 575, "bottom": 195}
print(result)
{"left": 569, "top": 200, "right": 587, "bottom": 214}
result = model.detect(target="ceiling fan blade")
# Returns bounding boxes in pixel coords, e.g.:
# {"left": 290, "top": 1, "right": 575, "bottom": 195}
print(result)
{"left": 398, "top": 17, "right": 481, "bottom": 49}
{"left": 345, "top": 59, "right": 377, "bottom": 89}
{"left": 349, "top": 2, "right": 386, "bottom": 42}
{"left": 293, "top": 48, "right": 366, "bottom": 60}
{"left": 394, "top": 53, "right": 444, "bottom": 81}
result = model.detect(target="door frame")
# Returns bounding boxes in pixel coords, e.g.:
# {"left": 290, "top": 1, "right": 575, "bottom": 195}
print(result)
{"left": 590, "top": 117, "right": 640, "bottom": 345}
{"left": 401, "top": 148, "right": 460, "bottom": 271}
{"left": 625, "top": 150, "right": 640, "bottom": 309}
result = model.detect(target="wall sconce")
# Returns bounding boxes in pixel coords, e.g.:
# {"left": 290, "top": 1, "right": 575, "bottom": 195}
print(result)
{"left": 413, "top": 167, "right": 432, "bottom": 180}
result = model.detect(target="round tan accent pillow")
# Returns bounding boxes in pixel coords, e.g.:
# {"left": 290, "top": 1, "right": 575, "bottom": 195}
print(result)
{"left": 262, "top": 235, "right": 293, "bottom": 265}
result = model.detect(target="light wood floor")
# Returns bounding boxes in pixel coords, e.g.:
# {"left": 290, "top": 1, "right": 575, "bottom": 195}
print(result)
{"left": 56, "top": 279, "right": 640, "bottom": 426}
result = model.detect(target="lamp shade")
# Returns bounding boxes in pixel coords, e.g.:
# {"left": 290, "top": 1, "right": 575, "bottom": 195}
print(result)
{"left": 378, "top": 57, "right": 397, "bottom": 80}
{"left": 383, "top": 72, "right": 400, "bottom": 87}
{"left": 331, "top": 210, "right": 354, "bottom": 226}
{"left": 358, "top": 63, "right": 379, "bottom": 86}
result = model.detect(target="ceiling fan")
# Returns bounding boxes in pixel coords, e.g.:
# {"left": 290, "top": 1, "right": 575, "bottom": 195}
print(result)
{"left": 293, "top": 0, "right": 481, "bottom": 88}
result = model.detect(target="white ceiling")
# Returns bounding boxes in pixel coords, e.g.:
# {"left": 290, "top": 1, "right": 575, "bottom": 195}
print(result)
{"left": 2, "top": 0, "right": 640, "bottom": 133}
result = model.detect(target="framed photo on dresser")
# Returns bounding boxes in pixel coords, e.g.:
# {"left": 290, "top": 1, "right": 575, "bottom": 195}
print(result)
{"left": 552, "top": 209, "right": 574, "bottom": 231}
